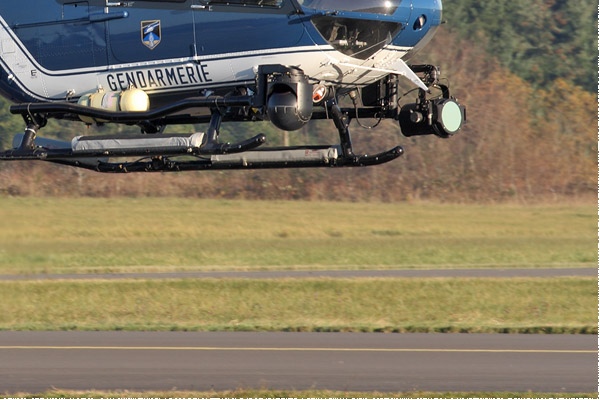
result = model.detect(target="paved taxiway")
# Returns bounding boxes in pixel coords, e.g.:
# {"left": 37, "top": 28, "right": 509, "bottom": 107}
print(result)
{"left": 0, "top": 332, "right": 597, "bottom": 393}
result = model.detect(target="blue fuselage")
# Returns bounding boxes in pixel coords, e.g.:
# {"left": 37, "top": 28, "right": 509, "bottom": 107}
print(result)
{"left": 0, "top": 0, "right": 442, "bottom": 104}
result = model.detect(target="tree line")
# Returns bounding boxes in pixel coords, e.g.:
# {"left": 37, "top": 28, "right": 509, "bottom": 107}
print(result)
{"left": 443, "top": 0, "right": 598, "bottom": 91}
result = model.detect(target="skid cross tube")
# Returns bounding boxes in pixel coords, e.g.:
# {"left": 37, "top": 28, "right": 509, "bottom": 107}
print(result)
{"left": 10, "top": 95, "right": 255, "bottom": 124}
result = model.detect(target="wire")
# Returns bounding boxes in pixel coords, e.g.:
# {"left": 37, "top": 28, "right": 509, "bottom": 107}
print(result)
{"left": 349, "top": 88, "right": 383, "bottom": 130}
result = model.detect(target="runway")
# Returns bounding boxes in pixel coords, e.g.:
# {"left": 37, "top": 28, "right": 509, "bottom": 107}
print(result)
{"left": 0, "top": 332, "right": 597, "bottom": 394}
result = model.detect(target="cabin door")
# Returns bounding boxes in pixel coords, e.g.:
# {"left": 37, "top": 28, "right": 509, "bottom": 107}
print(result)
{"left": 106, "top": 1, "right": 196, "bottom": 64}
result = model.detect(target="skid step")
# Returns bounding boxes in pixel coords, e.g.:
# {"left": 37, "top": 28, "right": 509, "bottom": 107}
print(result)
{"left": 71, "top": 132, "right": 205, "bottom": 154}
{"left": 8, "top": 132, "right": 206, "bottom": 157}
{"left": 4, "top": 131, "right": 266, "bottom": 160}
{"left": 211, "top": 146, "right": 340, "bottom": 167}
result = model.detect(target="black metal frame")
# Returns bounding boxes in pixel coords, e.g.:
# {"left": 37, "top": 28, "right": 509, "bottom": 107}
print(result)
{"left": 0, "top": 64, "right": 460, "bottom": 173}
{"left": 0, "top": 104, "right": 403, "bottom": 172}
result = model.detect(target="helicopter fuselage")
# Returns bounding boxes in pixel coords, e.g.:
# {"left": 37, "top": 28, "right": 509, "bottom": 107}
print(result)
{"left": 0, "top": 0, "right": 442, "bottom": 104}
{"left": 0, "top": 0, "right": 466, "bottom": 173}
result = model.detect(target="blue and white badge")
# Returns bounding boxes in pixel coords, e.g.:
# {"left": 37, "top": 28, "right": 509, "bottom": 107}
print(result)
{"left": 141, "top": 20, "right": 161, "bottom": 50}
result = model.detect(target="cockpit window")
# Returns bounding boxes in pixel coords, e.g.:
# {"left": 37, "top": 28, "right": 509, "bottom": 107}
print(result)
{"left": 298, "top": 0, "right": 401, "bottom": 15}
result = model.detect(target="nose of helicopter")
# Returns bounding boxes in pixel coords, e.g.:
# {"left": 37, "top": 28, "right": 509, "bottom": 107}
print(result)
{"left": 391, "top": 0, "right": 443, "bottom": 52}
{"left": 299, "top": 0, "right": 443, "bottom": 60}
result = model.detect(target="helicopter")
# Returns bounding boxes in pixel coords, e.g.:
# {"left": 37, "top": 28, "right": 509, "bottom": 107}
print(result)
{"left": 0, "top": 0, "right": 465, "bottom": 173}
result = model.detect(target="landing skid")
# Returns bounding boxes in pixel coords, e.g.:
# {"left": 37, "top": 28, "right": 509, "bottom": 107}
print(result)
{"left": 0, "top": 104, "right": 404, "bottom": 173}
{"left": 0, "top": 64, "right": 466, "bottom": 173}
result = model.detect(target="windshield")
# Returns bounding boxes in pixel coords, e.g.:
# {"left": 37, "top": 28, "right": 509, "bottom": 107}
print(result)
{"left": 298, "top": 0, "right": 402, "bottom": 15}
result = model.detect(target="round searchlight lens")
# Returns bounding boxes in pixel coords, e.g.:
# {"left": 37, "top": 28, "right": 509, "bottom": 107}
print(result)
{"left": 440, "top": 100, "right": 463, "bottom": 133}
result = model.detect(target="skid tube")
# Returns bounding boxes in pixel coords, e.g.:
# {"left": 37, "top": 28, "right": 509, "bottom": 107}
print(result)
{"left": 79, "top": 146, "right": 405, "bottom": 173}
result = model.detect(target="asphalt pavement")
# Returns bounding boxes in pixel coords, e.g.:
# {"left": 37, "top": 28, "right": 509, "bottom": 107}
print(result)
{"left": 0, "top": 332, "right": 597, "bottom": 394}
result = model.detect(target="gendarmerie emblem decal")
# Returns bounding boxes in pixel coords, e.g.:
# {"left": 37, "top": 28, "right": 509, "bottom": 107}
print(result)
{"left": 141, "top": 20, "right": 161, "bottom": 50}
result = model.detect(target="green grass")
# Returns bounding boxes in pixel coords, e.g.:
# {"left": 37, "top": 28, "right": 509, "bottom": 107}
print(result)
{"left": 0, "top": 277, "right": 596, "bottom": 333}
{"left": 0, "top": 198, "right": 596, "bottom": 274}
{"left": 0, "top": 198, "right": 596, "bottom": 398}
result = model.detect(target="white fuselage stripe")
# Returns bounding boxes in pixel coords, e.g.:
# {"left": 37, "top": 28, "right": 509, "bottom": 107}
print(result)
{"left": 0, "top": 15, "right": 413, "bottom": 101}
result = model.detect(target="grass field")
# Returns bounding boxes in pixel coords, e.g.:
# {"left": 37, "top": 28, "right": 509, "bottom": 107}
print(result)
{"left": 0, "top": 198, "right": 596, "bottom": 274}
{"left": 0, "top": 197, "right": 596, "bottom": 333}
{"left": 0, "top": 277, "right": 596, "bottom": 332}
{"left": 0, "top": 198, "right": 597, "bottom": 398}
